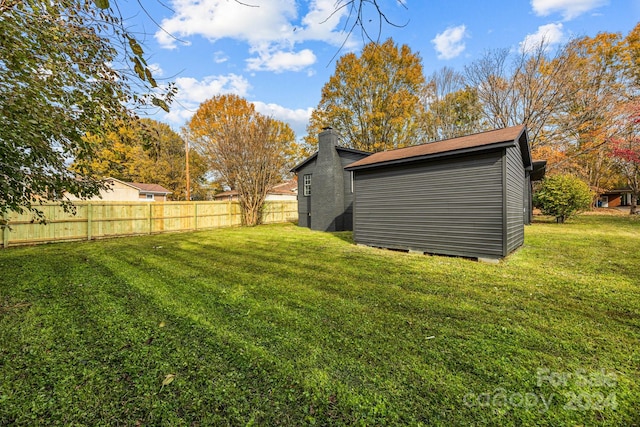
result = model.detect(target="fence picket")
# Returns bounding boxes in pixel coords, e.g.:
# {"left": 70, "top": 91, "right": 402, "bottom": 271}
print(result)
{"left": 2, "top": 201, "right": 297, "bottom": 248}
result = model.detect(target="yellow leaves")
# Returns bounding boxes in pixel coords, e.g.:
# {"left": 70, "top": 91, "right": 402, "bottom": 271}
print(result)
{"left": 186, "top": 94, "right": 300, "bottom": 224}
{"left": 162, "top": 373, "right": 175, "bottom": 387}
{"left": 188, "top": 94, "right": 257, "bottom": 142}
{"left": 308, "top": 38, "right": 425, "bottom": 152}
{"left": 93, "top": 0, "right": 110, "bottom": 9}
{"left": 128, "top": 37, "right": 144, "bottom": 57}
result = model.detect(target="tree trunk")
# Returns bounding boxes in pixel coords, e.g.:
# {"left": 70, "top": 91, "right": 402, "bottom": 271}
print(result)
{"left": 239, "top": 195, "right": 265, "bottom": 226}
{"left": 631, "top": 193, "right": 638, "bottom": 215}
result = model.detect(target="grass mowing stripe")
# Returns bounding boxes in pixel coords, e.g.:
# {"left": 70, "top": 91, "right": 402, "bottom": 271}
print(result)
{"left": 0, "top": 217, "right": 638, "bottom": 425}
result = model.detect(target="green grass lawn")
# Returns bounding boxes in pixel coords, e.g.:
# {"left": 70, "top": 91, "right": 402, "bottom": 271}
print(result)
{"left": 0, "top": 215, "right": 639, "bottom": 426}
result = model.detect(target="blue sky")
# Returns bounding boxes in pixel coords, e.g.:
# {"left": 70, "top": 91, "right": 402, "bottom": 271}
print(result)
{"left": 121, "top": 0, "right": 640, "bottom": 138}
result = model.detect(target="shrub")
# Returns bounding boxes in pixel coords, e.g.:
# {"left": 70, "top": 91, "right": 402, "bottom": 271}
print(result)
{"left": 533, "top": 174, "right": 593, "bottom": 223}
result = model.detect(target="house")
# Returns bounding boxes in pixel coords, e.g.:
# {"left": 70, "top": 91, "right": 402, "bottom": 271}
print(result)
{"left": 597, "top": 188, "right": 633, "bottom": 208}
{"left": 124, "top": 181, "right": 172, "bottom": 201}
{"left": 66, "top": 178, "right": 172, "bottom": 202}
{"left": 212, "top": 180, "right": 298, "bottom": 202}
{"left": 293, "top": 125, "right": 546, "bottom": 260}
{"left": 290, "top": 128, "right": 371, "bottom": 231}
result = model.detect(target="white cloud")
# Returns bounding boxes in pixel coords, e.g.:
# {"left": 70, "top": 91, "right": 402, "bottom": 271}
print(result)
{"left": 520, "top": 23, "right": 565, "bottom": 52}
{"left": 432, "top": 25, "right": 468, "bottom": 60}
{"left": 155, "top": 0, "right": 352, "bottom": 72}
{"left": 246, "top": 48, "right": 317, "bottom": 73}
{"left": 213, "top": 51, "right": 228, "bottom": 64}
{"left": 531, "top": 0, "right": 609, "bottom": 20}
{"left": 159, "top": 74, "right": 251, "bottom": 125}
{"left": 155, "top": 0, "right": 298, "bottom": 49}
{"left": 253, "top": 101, "right": 313, "bottom": 136}
{"left": 152, "top": 74, "right": 310, "bottom": 136}
{"left": 295, "top": 0, "right": 356, "bottom": 47}
{"left": 148, "top": 63, "right": 164, "bottom": 77}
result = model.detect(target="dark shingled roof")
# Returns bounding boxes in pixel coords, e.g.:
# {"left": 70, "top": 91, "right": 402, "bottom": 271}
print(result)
{"left": 125, "top": 182, "right": 172, "bottom": 194}
{"left": 290, "top": 146, "right": 371, "bottom": 172}
{"left": 345, "top": 125, "right": 527, "bottom": 170}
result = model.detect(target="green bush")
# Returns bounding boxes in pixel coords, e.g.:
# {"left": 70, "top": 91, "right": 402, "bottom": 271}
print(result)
{"left": 533, "top": 174, "right": 593, "bottom": 223}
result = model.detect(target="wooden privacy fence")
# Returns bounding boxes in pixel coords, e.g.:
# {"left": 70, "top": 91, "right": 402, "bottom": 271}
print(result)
{"left": 1, "top": 200, "right": 298, "bottom": 248}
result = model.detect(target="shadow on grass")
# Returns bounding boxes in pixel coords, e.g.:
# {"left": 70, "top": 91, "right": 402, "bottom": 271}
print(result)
{"left": 1, "top": 220, "right": 639, "bottom": 425}
{"left": 327, "top": 231, "right": 354, "bottom": 244}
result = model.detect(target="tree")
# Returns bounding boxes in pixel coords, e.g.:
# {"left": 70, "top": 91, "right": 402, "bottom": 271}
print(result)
{"left": 550, "top": 32, "right": 627, "bottom": 195}
{"left": 305, "top": 38, "right": 426, "bottom": 152}
{"left": 464, "top": 39, "right": 575, "bottom": 150}
{"left": 423, "top": 67, "right": 484, "bottom": 140}
{"left": 610, "top": 102, "right": 640, "bottom": 214}
{"left": 75, "top": 119, "right": 208, "bottom": 200}
{"left": 187, "top": 94, "right": 297, "bottom": 226}
{"left": 533, "top": 174, "right": 593, "bottom": 223}
{"left": 0, "top": 0, "right": 174, "bottom": 221}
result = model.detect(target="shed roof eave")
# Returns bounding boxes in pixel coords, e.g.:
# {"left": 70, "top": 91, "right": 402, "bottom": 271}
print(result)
{"left": 516, "top": 128, "right": 533, "bottom": 171}
{"left": 344, "top": 141, "right": 516, "bottom": 171}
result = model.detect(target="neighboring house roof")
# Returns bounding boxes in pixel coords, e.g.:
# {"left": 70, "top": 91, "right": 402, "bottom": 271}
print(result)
{"left": 126, "top": 182, "right": 172, "bottom": 195}
{"left": 213, "top": 189, "right": 237, "bottom": 199}
{"left": 213, "top": 179, "right": 298, "bottom": 200}
{"left": 345, "top": 125, "right": 531, "bottom": 171}
{"left": 290, "top": 146, "right": 372, "bottom": 172}
{"left": 269, "top": 180, "right": 298, "bottom": 195}
{"left": 107, "top": 178, "right": 172, "bottom": 195}
{"left": 601, "top": 187, "right": 632, "bottom": 195}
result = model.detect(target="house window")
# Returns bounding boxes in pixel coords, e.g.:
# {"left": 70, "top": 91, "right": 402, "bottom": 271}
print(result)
{"left": 146, "top": 194, "right": 154, "bottom": 200}
{"left": 303, "top": 174, "right": 311, "bottom": 196}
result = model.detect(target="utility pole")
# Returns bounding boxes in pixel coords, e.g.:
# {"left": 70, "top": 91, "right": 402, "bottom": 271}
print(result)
{"left": 185, "top": 135, "right": 191, "bottom": 201}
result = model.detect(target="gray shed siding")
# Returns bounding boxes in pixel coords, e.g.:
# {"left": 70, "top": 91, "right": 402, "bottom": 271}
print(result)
{"left": 505, "top": 146, "right": 525, "bottom": 254}
{"left": 353, "top": 151, "right": 505, "bottom": 258}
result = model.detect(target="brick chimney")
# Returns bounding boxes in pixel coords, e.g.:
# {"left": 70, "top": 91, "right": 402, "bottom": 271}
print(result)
{"left": 310, "top": 128, "right": 345, "bottom": 231}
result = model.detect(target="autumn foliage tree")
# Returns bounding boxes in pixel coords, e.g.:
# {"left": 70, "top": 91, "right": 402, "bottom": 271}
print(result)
{"left": 306, "top": 38, "right": 426, "bottom": 152}
{"left": 0, "top": 0, "right": 173, "bottom": 221}
{"left": 188, "top": 95, "right": 297, "bottom": 226}
{"left": 75, "top": 119, "right": 208, "bottom": 200}
{"left": 550, "top": 32, "right": 627, "bottom": 194}
{"left": 424, "top": 67, "right": 484, "bottom": 141}
{"left": 610, "top": 102, "right": 640, "bottom": 214}
{"left": 464, "top": 39, "right": 575, "bottom": 151}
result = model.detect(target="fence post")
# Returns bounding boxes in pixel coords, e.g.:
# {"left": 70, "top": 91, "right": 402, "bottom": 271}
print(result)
{"left": 228, "top": 201, "right": 232, "bottom": 226}
{"left": 149, "top": 203, "right": 153, "bottom": 234}
{"left": 87, "top": 203, "right": 93, "bottom": 241}
{"left": 1, "top": 213, "right": 8, "bottom": 248}
{"left": 194, "top": 202, "right": 198, "bottom": 231}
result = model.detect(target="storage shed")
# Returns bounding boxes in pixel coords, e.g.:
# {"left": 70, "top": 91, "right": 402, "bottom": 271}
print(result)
{"left": 344, "top": 125, "right": 535, "bottom": 259}
{"left": 291, "top": 128, "right": 370, "bottom": 231}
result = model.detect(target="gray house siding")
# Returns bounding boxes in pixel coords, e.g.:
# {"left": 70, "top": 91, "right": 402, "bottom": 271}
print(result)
{"left": 296, "top": 160, "right": 315, "bottom": 228}
{"left": 291, "top": 129, "right": 370, "bottom": 231}
{"left": 353, "top": 151, "right": 505, "bottom": 258}
{"left": 525, "top": 174, "right": 533, "bottom": 225}
{"left": 311, "top": 130, "right": 346, "bottom": 231}
{"left": 505, "top": 145, "right": 525, "bottom": 254}
{"left": 340, "top": 152, "right": 364, "bottom": 230}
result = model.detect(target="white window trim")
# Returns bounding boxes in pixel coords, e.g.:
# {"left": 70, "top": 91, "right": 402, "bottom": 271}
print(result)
{"left": 303, "top": 174, "right": 311, "bottom": 196}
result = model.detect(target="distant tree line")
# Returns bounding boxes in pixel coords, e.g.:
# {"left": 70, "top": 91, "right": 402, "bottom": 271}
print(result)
{"left": 305, "top": 24, "right": 640, "bottom": 213}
